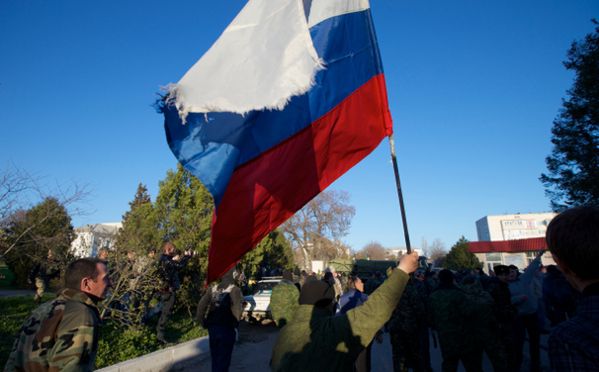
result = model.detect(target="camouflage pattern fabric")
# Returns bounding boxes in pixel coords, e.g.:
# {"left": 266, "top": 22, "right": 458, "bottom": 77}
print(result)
{"left": 33, "top": 261, "right": 60, "bottom": 282}
{"left": 30, "top": 261, "right": 60, "bottom": 303}
{"left": 461, "top": 281, "right": 508, "bottom": 372}
{"left": 271, "top": 269, "right": 410, "bottom": 371}
{"left": 34, "top": 278, "right": 46, "bottom": 303}
{"left": 388, "top": 279, "right": 428, "bottom": 372}
{"left": 486, "top": 278, "right": 518, "bottom": 370}
{"left": 428, "top": 286, "right": 477, "bottom": 358}
{"left": 4, "top": 288, "right": 100, "bottom": 372}
{"left": 270, "top": 280, "right": 299, "bottom": 328}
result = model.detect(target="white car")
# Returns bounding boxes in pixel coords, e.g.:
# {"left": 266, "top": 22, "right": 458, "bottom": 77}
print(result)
{"left": 242, "top": 277, "right": 282, "bottom": 322}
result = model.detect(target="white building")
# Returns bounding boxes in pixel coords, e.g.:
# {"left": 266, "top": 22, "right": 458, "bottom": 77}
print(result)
{"left": 388, "top": 248, "right": 423, "bottom": 259}
{"left": 473, "top": 212, "right": 557, "bottom": 271}
{"left": 70, "top": 222, "right": 122, "bottom": 258}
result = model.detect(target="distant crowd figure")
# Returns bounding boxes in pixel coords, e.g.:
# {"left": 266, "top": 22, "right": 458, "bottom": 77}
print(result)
{"left": 4, "top": 205, "right": 599, "bottom": 372}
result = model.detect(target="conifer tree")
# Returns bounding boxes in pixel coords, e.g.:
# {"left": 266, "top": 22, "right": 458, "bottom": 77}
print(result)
{"left": 240, "top": 230, "right": 294, "bottom": 278}
{"left": 541, "top": 21, "right": 599, "bottom": 210}
{"left": 444, "top": 236, "right": 481, "bottom": 270}
{"left": 115, "top": 183, "right": 159, "bottom": 255}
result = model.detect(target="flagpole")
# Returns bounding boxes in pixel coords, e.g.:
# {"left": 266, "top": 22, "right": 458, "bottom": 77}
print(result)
{"left": 388, "top": 134, "right": 412, "bottom": 254}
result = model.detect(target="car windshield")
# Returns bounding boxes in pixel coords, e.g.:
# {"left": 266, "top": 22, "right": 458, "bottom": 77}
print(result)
{"left": 254, "top": 281, "right": 279, "bottom": 294}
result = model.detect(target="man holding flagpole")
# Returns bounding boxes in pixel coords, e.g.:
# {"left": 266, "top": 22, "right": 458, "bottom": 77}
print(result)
{"left": 271, "top": 252, "right": 419, "bottom": 371}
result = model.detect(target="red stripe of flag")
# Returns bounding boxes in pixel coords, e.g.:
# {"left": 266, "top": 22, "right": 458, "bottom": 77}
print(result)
{"left": 207, "top": 74, "right": 392, "bottom": 281}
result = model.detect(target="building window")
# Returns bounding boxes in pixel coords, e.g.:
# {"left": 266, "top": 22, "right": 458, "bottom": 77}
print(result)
{"left": 486, "top": 252, "right": 501, "bottom": 262}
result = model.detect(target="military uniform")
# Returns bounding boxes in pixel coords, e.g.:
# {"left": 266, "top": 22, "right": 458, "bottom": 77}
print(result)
{"left": 4, "top": 288, "right": 100, "bottom": 372}
{"left": 487, "top": 277, "right": 517, "bottom": 370}
{"left": 30, "top": 261, "right": 60, "bottom": 303}
{"left": 388, "top": 278, "right": 428, "bottom": 372}
{"left": 429, "top": 285, "right": 482, "bottom": 372}
{"left": 270, "top": 280, "right": 300, "bottom": 328}
{"left": 461, "top": 281, "right": 508, "bottom": 372}
{"left": 271, "top": 268, "right": 409, "bottom": 371}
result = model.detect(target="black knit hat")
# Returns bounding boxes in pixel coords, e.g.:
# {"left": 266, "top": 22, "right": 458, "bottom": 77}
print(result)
{"left": 494, "top": 265, "right": 510, "bottom": 275}
{"left": 438, "top": 269, "right": 454, "bottom": 285}
{"left": 299, "top": 280, "right": 335, "bottom": 306}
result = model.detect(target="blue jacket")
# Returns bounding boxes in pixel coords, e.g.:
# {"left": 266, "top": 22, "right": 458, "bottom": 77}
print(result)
{"left": 509, "top": 255, "right": 542, "bottom": 315}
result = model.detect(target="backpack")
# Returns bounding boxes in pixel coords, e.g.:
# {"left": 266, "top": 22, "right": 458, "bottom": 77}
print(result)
{"left": 204, "top": 285, "right": 238, "bottom": 328}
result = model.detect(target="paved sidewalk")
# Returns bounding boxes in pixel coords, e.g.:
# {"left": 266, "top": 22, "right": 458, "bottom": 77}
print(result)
{"left": 190, "top": 327, "right": 550, "bottom": 371}
{"left": 0, "top": 289, "right": 34, "bottom": 297}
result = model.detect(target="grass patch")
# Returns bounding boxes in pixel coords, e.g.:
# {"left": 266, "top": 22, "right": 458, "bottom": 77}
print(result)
{"left": 0, "top": 295, "right": 207, "bottom": 369}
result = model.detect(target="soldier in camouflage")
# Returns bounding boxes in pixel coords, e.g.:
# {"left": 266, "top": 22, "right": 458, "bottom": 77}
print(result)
{"left": 488, "top": 265, "right": 518, "bottom": 370}
{"left": 270, "top": 271, "right": 299, "bottom": 328}
{"left": 388, "top": 276, "right": 429, "bottom": 372}
{"left": 29, "top": 250, "right": 61, "bottom": 303}
{"left": 460, "top": 275, "right": 508, "bottom": 372}
{"left": 428, "top": 269, "right": 482, "bottom": 372}
{"left": 5, "top": 257, "right": 110, "bottom": 372}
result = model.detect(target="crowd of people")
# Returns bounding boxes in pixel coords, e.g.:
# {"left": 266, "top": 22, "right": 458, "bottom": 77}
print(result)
{"left": 269, "top": 206, "right": 598, "bottom": 372}
{"left": 3, "top": 205, "right": 598, "bottom": 372}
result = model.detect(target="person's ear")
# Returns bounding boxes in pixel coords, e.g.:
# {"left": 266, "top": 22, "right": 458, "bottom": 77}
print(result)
{"left": 80, "top": 277, "right": 91, "bottom": 291}
{"left": 552, "top": 253, "right": 583, "bottom": 291}
{"left": 551, "top": 254, "right": 570, "bottom": 274}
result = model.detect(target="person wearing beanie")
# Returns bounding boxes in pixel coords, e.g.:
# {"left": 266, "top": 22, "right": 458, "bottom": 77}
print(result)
{"left": 270, "top": 252, "right": 419, "bottom": 371}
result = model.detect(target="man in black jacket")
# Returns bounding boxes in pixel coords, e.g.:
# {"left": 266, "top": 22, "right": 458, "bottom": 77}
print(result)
{"left": 156, "top": 241, "right": 191, "bottom": 343}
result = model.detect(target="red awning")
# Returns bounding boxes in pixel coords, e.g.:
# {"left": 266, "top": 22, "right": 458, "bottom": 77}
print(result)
{"left": 468, "top": 237, "right": 547, "bottom": 253}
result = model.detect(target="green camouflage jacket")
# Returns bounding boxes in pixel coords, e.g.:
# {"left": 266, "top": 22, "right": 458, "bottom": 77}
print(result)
{"left": 4, "top": 289, "right": 100, "bottom": 372}
{"left": 460, "top": 282, "right": 498, "bottom": 332}
{"left": 388, "top": 278, "right": 427, "bottom": 335}
{"left": 270, "top": 280, "right": 299, "bottom": 328}
{"left": 29, "top": 260, "right": 60, "bottom": 283}
{"left": 271, "top": 268, "right": 409, "bottom": 371}
{"left": 428, "top": 285, "right": 475, "bottom": 356}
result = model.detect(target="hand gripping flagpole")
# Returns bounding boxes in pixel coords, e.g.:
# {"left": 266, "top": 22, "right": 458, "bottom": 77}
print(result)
{"left": 388, "top": 134, "right": 412, "bottom": 254}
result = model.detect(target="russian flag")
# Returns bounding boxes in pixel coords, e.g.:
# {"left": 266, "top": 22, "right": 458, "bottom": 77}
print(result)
{"left": 163, "top": 0, "right": 393, "bottom": 282}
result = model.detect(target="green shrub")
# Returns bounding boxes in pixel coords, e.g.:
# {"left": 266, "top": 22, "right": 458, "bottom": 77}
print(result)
{"left": 96, "top": 322, "right": 160, "bottom": 368}
{"left": 1, "top": 295, "right": 208, "bottom": 369}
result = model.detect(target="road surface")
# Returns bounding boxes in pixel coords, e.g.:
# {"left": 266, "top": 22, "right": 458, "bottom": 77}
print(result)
{"left": 191, "top": 321, "right": 550, "bottom": 371}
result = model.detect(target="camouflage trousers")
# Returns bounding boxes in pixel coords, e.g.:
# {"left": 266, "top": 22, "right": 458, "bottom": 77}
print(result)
{"left": 437, "top": 332, "right": 483, "bottom": 372}
{"left": 34, "top": 278, "right": 46, "bottom": 303}
{"left": 390, "top": 329, "right": 430, "bottom": 372}
{"left": 478, "top": 329, "right": 508, "bottom": 372}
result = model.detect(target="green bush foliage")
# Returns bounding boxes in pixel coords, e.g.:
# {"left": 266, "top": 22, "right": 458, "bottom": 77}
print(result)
{"left": 0, "top": 295, "right": 207, "bottom": 369}
{"left": 96, "top": 322, "right": 160, "bottom": 368}
{"left": 3, "top": 197, "right": 74, "bottom": 287}
{"left": 444, "top": 236, "right": 482, "bottom": 270}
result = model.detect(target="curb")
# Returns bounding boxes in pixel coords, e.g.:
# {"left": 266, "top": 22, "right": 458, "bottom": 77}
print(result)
{"left": 96, "top": 336, "right": 210, "bottom": 372}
